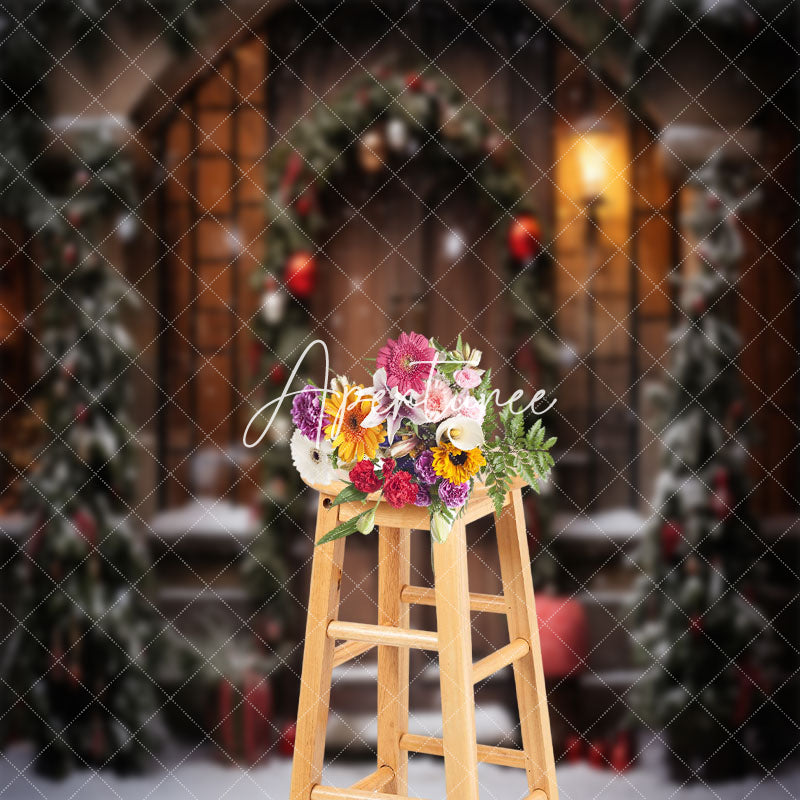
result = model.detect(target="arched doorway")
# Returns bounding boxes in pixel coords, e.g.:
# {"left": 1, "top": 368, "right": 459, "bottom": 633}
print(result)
{"left": 150, "top": 0, "right": 673, "bottom": 517}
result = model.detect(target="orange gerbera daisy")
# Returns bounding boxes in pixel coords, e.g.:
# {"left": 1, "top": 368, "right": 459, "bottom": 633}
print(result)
{"left": 324, "top": 384, "right": 384, "bottom": 463}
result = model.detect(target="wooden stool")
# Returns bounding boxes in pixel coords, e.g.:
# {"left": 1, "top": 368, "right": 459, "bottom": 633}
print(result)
{"left": 290, "top": 478, "right": 558, "bottom": 800}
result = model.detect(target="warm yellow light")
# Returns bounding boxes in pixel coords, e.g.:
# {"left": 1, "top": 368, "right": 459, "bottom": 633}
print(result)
{"left": 577, "top": 133, "right": 610, "bottom": 200}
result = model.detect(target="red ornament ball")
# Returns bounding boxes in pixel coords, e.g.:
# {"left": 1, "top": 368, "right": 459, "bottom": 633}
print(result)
{"left": 508, "top": 214, "right": 542, "bottom": 262}
{"left": 72, "top": 509, "right": 97, "bottom": 545}
{"left": 279, "top": 721, "right": 297, "bottom": 757}
{"left": 74, "top": 169, "right": 91, "bottom": 188}
{"left": 269, "top": 364, "right": 288, "bottom": 385}
{"left": 285, "top": 251, "right": 317, "bottom": 299}
{"left": 63, "top": 242, "right": 78, "bottom": 266}
{"left": 660, "top": 520, "right": 683, "bottom": 560}
{"left": 295, "top": 192, "right": 314, "bottom": 216}
{"left": 404, "top": 72, "right": 423, "bottom": 91}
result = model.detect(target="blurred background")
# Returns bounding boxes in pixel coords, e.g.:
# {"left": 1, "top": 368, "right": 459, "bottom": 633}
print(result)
{"left": 0, "top": 1, "right": 798, "bottom": 798}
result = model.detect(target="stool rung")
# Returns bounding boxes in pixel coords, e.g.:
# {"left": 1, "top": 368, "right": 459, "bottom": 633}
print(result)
{"left": 400, "top": 585, "right": 507, "bottom": 615}
{"left": 311, "top": 786, "right": 428, "bottom": 800}
{"left": 332, "top": 640, "right": 375, "bottom": 668}
{"left": 350, "top": 765, "right": 394, "bottom": 791}
{"left": 472, "top": 638, "right": 530, "bottom": 684}
{"left": 327, "top": 620, "right": 438, "bottom": 651}
{"left": 399, "top": 733, "right": 527, "bottom": 769}
{"left": 526, "top": 792, "right": 548, "bottom": 800}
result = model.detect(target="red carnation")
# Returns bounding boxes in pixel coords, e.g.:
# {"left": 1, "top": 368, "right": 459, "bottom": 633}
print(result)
{"left": 383, "top": 471, "right": 417, "bottom": 509}
{"left": 381, "top": 458, "right": 396, "bottom": 478}
{"left": 349, "top": 459, "right": 383, "bottom": 493}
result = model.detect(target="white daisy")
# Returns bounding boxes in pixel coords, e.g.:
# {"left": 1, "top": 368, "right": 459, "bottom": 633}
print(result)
{"left": 290, "top": 429, "right": 336, "bottom": 485}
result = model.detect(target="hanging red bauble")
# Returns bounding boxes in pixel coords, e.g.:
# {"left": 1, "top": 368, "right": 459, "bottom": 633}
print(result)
{"left": 563, "top": 733, "right": 585, "bottom": 763}
{"left": 728, "top": 399, "right": 745, "bottom": 424}
{"left": 279, "top": 721, "right": 297, "bottom": 757}
{"left": 508, "top": 214, "right": 542, "bottom": 262}
{"left": 73, "top": 169, "right": 91, "bottom": 188}
{"left": 63, "top": 242, "right": 78, "bottom": 266}
{"left": 248, "top": 341, "right": 264, "bottom": 375}
{"left": 269, "top": 364, "right": 288, "bottom": 385}
{"left": 660, "top": 520, "right": 683, "bottom": 560}
{"left": 689, "top": 613, "right": 704, "bottom": 638}
{"left": 75, "top": 403, "right": 89, "bottom": 423}
{"left": 710, "top": 469, "right": 733, "bottom": 520}
{"left": 405, "top": 72, "right": 423, "bottom": 91}
{"left": 295, "top": 191, "right": 315, "bottom": 217}
{"left": 691, "top": 298, "right": 707, "bottom": 316}
{"left": 587, "top": 738, "right": 608, "bottom": 769}
{"left": 609, "top": 730, "right": 635, "bottom": 772}
{"left": 72, "top": 509, "right": 97, "bottom": 545}
{"left": 285, "top": 251, "right": 317, "bottom": 299}
{"left": 66, "top": 208, "right": 82, "bottom": 228}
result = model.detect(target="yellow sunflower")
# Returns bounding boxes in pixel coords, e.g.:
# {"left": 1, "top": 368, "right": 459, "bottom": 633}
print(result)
{"left": 431, "top": 442, "right": 486, "bottom": 484}
{"left": 324, "top": 384, "right": 384, "bottom": 463}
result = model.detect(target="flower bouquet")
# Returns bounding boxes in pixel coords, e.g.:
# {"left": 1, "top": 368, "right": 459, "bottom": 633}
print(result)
{"left": 289, "top": 332, "right": 556, "bottom": 544}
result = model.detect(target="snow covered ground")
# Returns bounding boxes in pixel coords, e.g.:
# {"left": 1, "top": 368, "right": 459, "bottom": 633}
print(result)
{"left": 1, "top": 741, "right": 797, "bottom": 800}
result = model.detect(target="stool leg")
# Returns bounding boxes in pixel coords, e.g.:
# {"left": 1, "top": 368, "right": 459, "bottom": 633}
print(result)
{"left": 433, "top": 519, "right": 479, "bottom": 800}
{"left": 290, "top": 496, "right": 346, "bottom": 800}
{"left": 495, "top": 489, "right": 559, "bottom": 800}
{"left": 377, "top": 526, "right": 411, "bottom": 794}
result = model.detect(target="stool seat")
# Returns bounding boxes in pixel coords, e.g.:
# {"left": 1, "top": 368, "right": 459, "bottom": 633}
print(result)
{"left": 289, "top": 480, "right": 559, "bottom": 800}
{"left": 305, "top": 476, "right": 528, "bottom": 529}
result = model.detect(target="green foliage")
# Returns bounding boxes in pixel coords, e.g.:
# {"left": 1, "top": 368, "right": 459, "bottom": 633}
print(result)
{"left": 316, "top": 508, "right": 375, "bottom": 545}
{"left": 482, "top": 407, "right": 556, "bottom": 516}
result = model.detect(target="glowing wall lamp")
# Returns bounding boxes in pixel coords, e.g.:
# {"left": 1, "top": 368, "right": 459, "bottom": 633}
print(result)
{"left": 574, "top": 118, "right": 612, "bottom": 236}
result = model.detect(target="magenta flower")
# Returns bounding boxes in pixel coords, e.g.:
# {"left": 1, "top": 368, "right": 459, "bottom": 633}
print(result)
{"left": 376, "top": 332, "right": 436, "bottom": 395}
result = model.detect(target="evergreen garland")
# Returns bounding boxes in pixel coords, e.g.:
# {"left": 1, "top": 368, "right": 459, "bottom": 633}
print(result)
{"left": 628, "top": 158, "right": 786, "bottom": 779}
{"left": 0, "top": 1, "right": 217, "bottom": 775}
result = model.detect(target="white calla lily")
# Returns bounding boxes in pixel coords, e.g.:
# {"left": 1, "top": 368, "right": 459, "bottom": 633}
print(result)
{"left": 435, "top": 415, "right": 484, "bottom": 450}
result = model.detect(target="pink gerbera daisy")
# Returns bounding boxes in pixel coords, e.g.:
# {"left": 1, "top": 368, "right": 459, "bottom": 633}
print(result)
{"left": 376, "top": 332, "right": 436, "bottom": 395}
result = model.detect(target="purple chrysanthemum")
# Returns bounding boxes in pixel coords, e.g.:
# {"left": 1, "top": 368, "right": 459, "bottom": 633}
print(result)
{"left": 291, "top": 385, "right": 329, "bottom": 441}
{"left": 413, "top": 484, "right": 431, "bottom": 507}
{"left": 438, "top": 479, "right": 470, "bottom": 509}
{"left": 414, "top": 450, "right": 437, "bottom": 485}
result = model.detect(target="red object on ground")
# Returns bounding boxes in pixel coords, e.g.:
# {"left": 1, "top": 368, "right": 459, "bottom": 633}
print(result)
{"left": 217, "top": 672, "right": 273, "bottom": 764}
{"left": 508, "top": 214, "right": 542, "bottom": 262}
{"left": 285, "top": 251, "right": 317, "bottom": 299}
{"left": 563, "top": 733, "right": 585, "bottom": 763}
{"left": 587, "top": 738, "right": 608, "bottom": 768}
{"left": 279, "top": 721, "right": 297, "bottom": 757}
{"left": 609, "top": 730, "right": 635, "bottom": 771}
{"left": 535, "top": 594, "right": 589, "bottom": 678}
